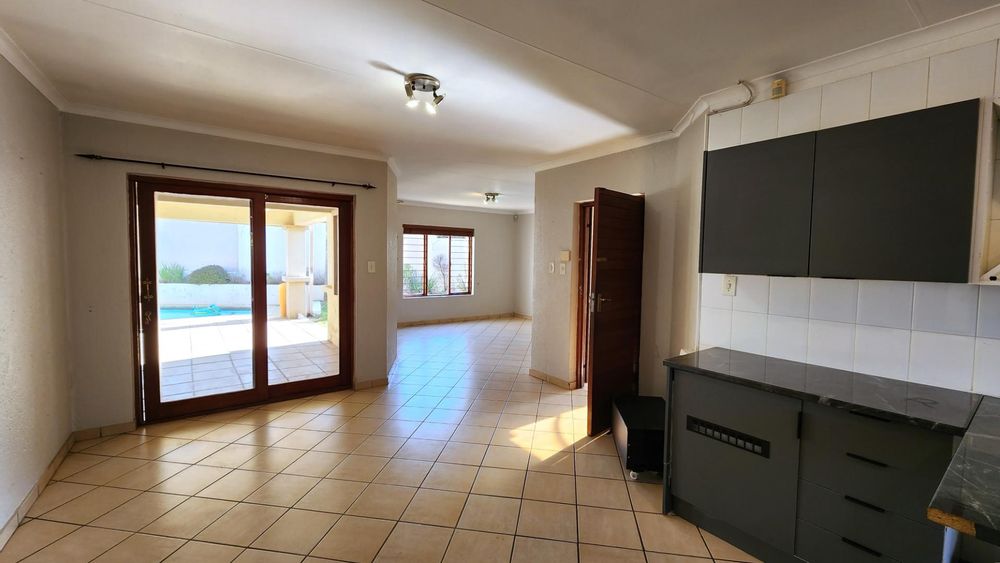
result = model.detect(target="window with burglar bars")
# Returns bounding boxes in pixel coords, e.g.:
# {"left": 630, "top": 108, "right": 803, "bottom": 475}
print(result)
{"left": 402, "top": 225, "right": 473, "bottom": 297}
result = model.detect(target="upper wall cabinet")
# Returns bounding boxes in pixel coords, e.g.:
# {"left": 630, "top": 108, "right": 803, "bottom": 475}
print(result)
{"left": 810, "top": 99, "right": 980, "bottom": 282}
{"left": 701, "top": 132, "right": 816, "bottom": 276}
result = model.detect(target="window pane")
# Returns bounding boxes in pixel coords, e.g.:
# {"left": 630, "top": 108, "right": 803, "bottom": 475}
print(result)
{"left": 402, "top": 234, "right": 425, "bottom": 296}
{"left": 427, "top": 235, "right": 450, "bottom": 296}
{"left": 449, "top": 236, "right": 471, "bottom": 294}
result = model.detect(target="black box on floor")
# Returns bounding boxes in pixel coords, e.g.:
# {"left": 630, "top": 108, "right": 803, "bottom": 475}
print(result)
{"left": 611, "top": 395, "right": 665, "bottom": 479}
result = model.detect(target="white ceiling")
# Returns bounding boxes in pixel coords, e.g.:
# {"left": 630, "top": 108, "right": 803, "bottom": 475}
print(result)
{"left": 1, "top": 0, "right": 998, "bottom": 212}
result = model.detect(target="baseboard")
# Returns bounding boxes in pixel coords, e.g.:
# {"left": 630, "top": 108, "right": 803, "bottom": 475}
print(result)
{"left": 0, "top": 432, "right": 75, "bottom": 550}
{"left": 397, "top": 312, "right": 517, "bottom": 328}
{"left": 529, "top": 368, "right": 576, "bottom": 390}
{"left": 72, "top": 420, "right": 137, "bottom": 441}
{"left": 513, "top": 313, "right": 532, "bottom": 320}
{"left": 354, "top": 377, "right": 389, "bottom": 390}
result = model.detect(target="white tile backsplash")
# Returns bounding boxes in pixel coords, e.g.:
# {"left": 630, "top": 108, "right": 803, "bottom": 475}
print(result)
{"left": 854, "top": 325, "right": 910, "bottom": 381}
{"left": 869, "top": 59, "right": 929, "bottom": 119}
{"left": 809, "top": 279, "right": 859, "bottom": 323}
{"left": 908, "top": 331, "right": 976, "bottom": 391}
{"left": 732, "top": 311, "right": 767, "bottom": 354}
{"left": 766, "top": 315, "right": 809, "bottom": 362}
{"left": 733, "top": 275, "right": 769, "bottom": 313}
{"left": 777, "top": 88, "right": 822, "bottom": 136}
{"left": 927, "top": 41, "right": 997, "bottom": 107}
{"left": 768, "top": 277, "right": 810, "bottom": 318}
{"left": 978, "top": 285, "right": 1000, "bottom": 339}
{"left": 701, "top": 273, "right": 733, "bottom": 310}
{"left": 912, "top": 282, "right": 980, "bottom": 336}
{"left": 740, "top": 100, "right": 779, "bottom": 144}
{"left": 857, "top": 280, "right": 914, "bottom": 330}
{"left": 700, "top": 307, "right": 732, "bottom": 350}
{"left": 820, "top": 74, "right": 871, "bottom": 128}
{"left": 707, "top": 110, "right": 742, "bottom": 151}
{"left": 974, "top": 338, "right": 1000, "bottom": 396}
{"left": 807, "top": 320, "right": 855, "bottom": 371}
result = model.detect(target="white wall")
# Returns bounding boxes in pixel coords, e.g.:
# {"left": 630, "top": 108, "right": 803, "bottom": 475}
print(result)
{"left": 0, "top": 55, "right": 71, "bottom": 543}
{"left": 61, "top": 114, "right": 391, "bottom": 429}
{"left": 699, "top": 38, "right": 1000, "bottom": 394}
{"left": 386, "top": 169, "right": 399, "bottom": 368}
{"left": 397, "top": 205, "right": 517, "bottom": 324}
{"left": 514, "top": 213, "right": 534, "bottom": 317}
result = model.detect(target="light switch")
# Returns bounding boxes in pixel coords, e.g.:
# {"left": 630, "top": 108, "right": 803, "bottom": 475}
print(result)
{"left": 559, "top": 250, "right": 571, "bottom": 262}
{"left": 367, "top": 261, "right": 376, "bottom": 274}
{"left": 722, "top": 274, "right": 737, "bottom": 296}
{"left": 559, "top": 263, "right": 567, "bottom": 275}
{"left": 548, "top": 262, "right": 555, "bottom": 274}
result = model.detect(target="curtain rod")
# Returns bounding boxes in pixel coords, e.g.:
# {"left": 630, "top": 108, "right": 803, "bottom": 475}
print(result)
{"left": 74, "top": 153, "right": 377, "bottom": 190}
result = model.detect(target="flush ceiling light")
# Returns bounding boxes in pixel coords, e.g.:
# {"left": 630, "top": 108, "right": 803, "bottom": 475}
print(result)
{"left": 484, "top": 192, "right": 500, "bottom": 205}
{"left": 404, "top": 73, "right": 444, "bottom": 115}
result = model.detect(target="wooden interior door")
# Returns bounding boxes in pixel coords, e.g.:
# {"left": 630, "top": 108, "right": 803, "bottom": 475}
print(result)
{"left": 587, "top": 187, "right": 645, "bottom": 435}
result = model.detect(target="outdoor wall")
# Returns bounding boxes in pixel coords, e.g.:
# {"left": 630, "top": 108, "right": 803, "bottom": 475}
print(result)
{"left": 397, "top": 204, "right": 517, "bottom": 324}
{"left": 0, "top": 55, "right": 71, "bottom": 544}
{"left": 61, "top": 114, "right": 390, "bottom": 429}
{"left": 532, "top": 115, "right": 705, "bottom": 396}
{"left": 514, "top": 213, "right": 534, "bottom": 317}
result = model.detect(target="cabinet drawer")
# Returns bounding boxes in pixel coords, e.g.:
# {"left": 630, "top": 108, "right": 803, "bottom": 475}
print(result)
{"left": 795, "top": 519, "right": 900, "bottom": 563}
{"left": 798, "top": 480, "right": 943, "bottom": 563}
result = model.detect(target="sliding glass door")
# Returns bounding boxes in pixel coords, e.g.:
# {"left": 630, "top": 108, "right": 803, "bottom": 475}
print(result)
{"left": 134, "top": 177, "right": 353, "bottom": 422}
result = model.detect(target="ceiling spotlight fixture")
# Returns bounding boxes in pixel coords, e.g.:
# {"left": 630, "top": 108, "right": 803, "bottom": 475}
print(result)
{"left": 484, "top": 192, "right": 500, "bottom": 205}
{"left": 404, "top": 73, "right": 444, "bottom": 115}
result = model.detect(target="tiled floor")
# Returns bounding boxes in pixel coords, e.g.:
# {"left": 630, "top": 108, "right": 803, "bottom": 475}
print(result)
{"left": 1, "top": 319, "right": 758, "bottom": 563}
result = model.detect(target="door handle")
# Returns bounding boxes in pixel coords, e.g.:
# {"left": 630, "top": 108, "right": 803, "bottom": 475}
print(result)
{"left": 590, "top": 293, "right": 612, "bottom": 313}
{"left": 142, "top": 279, "right": 154, "bottom": 301}
{"left": 143, "top": 311, "right": 152, "bottom": 326}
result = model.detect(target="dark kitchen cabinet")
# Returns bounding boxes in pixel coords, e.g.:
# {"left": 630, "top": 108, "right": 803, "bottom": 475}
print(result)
{"left": 809, "top": 99, "right": 979, "bottom": 282}
{"left": 700, "top": 132, "right": 815, "bottom": 276}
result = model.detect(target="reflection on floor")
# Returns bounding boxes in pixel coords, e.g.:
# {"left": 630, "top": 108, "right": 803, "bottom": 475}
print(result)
{"left": 158, "top": 316, "right": 339, "bottom": 402}
{"left": 1, "top": 319, "right": 759, "bottom": 562}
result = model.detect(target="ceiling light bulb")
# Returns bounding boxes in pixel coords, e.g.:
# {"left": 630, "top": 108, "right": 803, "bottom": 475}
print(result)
{"left": 406, "top": 97, "right": 419, "bottom": 109}
{"left": 484, "top": 192, "right": 500, "bottom": 205}
{"left": 424, "top": 101, "right": 437, "bottom": 115}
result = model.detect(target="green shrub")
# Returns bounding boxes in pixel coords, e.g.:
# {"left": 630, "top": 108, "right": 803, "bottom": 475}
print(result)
{"left": 187, "top": 265, "right": 231, "bottom": 285}
{"left": 159, "top": 263, "right": 185, "bottom": 283}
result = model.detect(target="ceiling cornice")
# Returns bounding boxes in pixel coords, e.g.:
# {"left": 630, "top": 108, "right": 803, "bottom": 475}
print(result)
{"left": 398, "top": 199, "right": 528, "bottom": 216}
{"left": 0, "top": 25, "right": 67, "bottom": 109}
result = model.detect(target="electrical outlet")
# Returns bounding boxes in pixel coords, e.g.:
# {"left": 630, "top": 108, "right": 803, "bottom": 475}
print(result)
{"left": 559, "top": 263, "right": 566, "bottom": 275}
{"left": 722, "top": 274, "right": 737, "bottom": 296}
{"left": 367, "top": 261, "right": 376, "bottom": 274}
{"left": 548, "top": 262, "right": 555, "bottom": 274}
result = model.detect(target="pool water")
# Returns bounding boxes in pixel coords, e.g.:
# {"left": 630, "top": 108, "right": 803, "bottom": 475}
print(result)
{"left": 159, "top": 306, "right": 251, "bottom": 320}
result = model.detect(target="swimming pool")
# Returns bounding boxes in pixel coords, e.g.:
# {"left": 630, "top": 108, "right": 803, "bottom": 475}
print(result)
{"left": 159, "top": 306, "right": 251, "bottom": 320}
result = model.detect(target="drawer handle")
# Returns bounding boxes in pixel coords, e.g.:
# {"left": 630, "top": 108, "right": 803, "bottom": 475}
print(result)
{"left": 843, "top": 494, "right": 886, "bottom": 513}
{"left": 841, "top": 537, "right": 882, "bottom": 558}
{"left": 846, "top": 452, "right": 888, "bottom": 468}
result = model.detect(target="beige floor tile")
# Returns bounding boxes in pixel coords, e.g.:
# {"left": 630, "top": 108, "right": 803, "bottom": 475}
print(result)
{"left": 528, "top": 448, "right": 575, "bottom": 474}
{"left": 245, "top": 474, "right": 320, "bottom": 507}
{"left": 197, "top": 423, "right": 258, "bottom": 443}
{"left": 373, "top": 458, "right": 433, "bottom": 487}
{"left": 266, "top": 412, "right": 318, "bottom": 429}
{"left": 234, "top": 549, "right": 304, "bottom": 563}
{"left": 91, "top": 533, "right": 184, "bottom": 563}
{"left": 38, "top": 487, "right": 140, "bottom": 524}
{"left": 532, "top": 431, "right": 575, "bottom": 452}
{"left": 490, "top": 428, "right": 533, "bottom": 448}
{"left": 295, "top": 478, "right": 366, "bottom": 513}
{"left": 106, "top": 461, "right": 189, "bottom": 491}
{"left": 346, "top": 483, "right": 416, "bottom": 519}
{"left": 470, "top": 467, "right": 524, "bottom": 497}
{"left": 52, "top": 454, "right": 110, "bottom": 480}
{"left": 281, "top": 451, "right": 347, "bottom": 477}
{"left": 393, "top": 438, "right": 446, "bottom": 461}
{"left": 25, "top": 483, "right": 96, "bottom": 518}
{"left": 251, "top": 508, "right": 340, "bottom": 555}
{"left": 195, "top": 502, "right": 285, "bottom": 546}
{"left": 158, "top": 441, "right": 228, "bottom": 464}
{"left": 301, "top": 414, "right": 352, "bottom": 432}
{"left": 150, "top": 465, "right": 230, "bottom": 495}
{"left": 373, "top": 418, "right": 421, "bottom": 438}
{"left": 118, "top": 437, "right": 195, "bottom": 460}
{"left": 324, "top": 402, "right": 367, "bottom": 417}
{"left": 511, "top": 537, "right": 577, "bottom": 563}
{"left": 442, "top": 529, "right": 513, "bottom": 563}
{"left": 578, "top": 543, "right": 646, "bottom": 562}
{"left": 196, "top": 469, "right": 274, "bottom": 501}
{"left": 421, "top": 463, "right": 478, "bottom": 492}
{"left": 352, "top": 435, "right": 407, "bottom": 457}
{"left": 198, "top": 444, "right": 267, "bottom": 468}
{"left": 141, "top": 497, "right": 236, "bottom": 538}
{"left": 90, "top": 492, "right": 188, "bottom": 531}
{"left": 626, "top": 480, "right": 663, "bottom": 513}
{"left": 20, "top": 526, "right": 129, "bottom": 563}
{"left": 482, "top": 445, "right": 530, "bottom": 470}
{"left": 272, "top": 429, "right": 331, "bottom": 450}
{"left": 701, "top": 529, "right": 761, "bottom": 562}
{"left": 577, "top": 506, "right": 642, "bottom": 550}
{"left": 516, "top": 499, "right": 577, "bottom": 542}
{"left": 575, "top": 453, "right": 623, "bottom": 480}
{"left": 0, "top": 520, "right": 79, "bottom": 562}
{"left": 449, "top": 424, "right": 495, "bottom": 444}
{"left": 82, "top": 434, "right": 152, "bottom": 456}
{"left": 575, "top": 434, "right": 618, "bottom": 456}
{"left": 310, "top": 515, "right": 394, "bottom": 562}
{"left": 162, "top": 541, "right": 243, "bottom": 562}
{"left": 239, "top": 448, "right": 305, "bottom": 473}
{"left": 411, "top": 422, "right": 457, "bottom": 441}
{"left": 577, "top": 476, "right": 632, "bottom": 510}
{"left": 438, "top": 442, "right": 487, "bottom": 465}
{"left": 374, "top": 522, "right": 452, "bottom": 563}
{"left": 235, "top": 427, "right": 295, "bottom": 447}
{"left": 327, "top": 455, "right": 389, "bottom": 482}
{"left": 63, "top": 457, "right": 149, "bottom": 486}
{"left": 457, "top": 494, "right": 520, "bottom": 534}
{"left": 400, "top": 489, "right": 467, "bottom": 527}
{"left": 336, "top": 417, "right": 385, "bottom": 435}
{"left": 312, "top": 432, "right": 368, "bottom": 454}
{"left": 643, "top": 553, "right": 715, "bottom": 562}
{"left": 633, "top": 513, "right": 710, "bottom": 557}
{"left": 522, "top": 471, "right": 575, "bottom": 504}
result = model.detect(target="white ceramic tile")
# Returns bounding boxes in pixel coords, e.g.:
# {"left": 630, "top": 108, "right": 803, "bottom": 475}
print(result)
{"left": 820, "top": 74, "right": 871, "bottom": 128}
{"left": 766, "top": 315, "right": 809, "bottom": 362}
{"left": 739, "top": 99, "right": 778, "bottom": 144}
{"left": 857, "top": 280, "right": 914, "bottom": 330}
{"left": 777, "top": 88, "right": 821, "bottom": 136}
{"left": 707, "top": 109, "right": 742, "bottom": 150}
{"left": 908, "top": 331, "right": 976, "bottom": 391}
{"left": 974, "top": 338, "right": 1000, "bottom": 397}
{"left": 699, "top": 307, "right": 732, "bottom": 350}
{"left": 731, "top": 312, "right": 767, "bottom": 355}
{"left": 768, "top": 277, "right": 810, "bottom": 318}
{"left": 912, "top": 283, "right": 979, "bottom": 336}
{"left": 928, "top": 41, "right": 997, "bottom": 107}
{"left": 733, "top": 275, "right": 769, "bottom": 313}
{"left": 854, "top": 325, "right": 910, "bottom": 380}
{"left": 700, "top": 273, "right": 733, "bottom": 310}
{"left": 978, "top": 285, "right": 1000, "bottom": 338}
{"left": 870, "top": 59, "right": 929, "bottom": 118}
{"left": 807, "top": 320, "right": 855, "bottom": 371}
{"left": 809, "top": 279, "right": 859, "bottom": 323}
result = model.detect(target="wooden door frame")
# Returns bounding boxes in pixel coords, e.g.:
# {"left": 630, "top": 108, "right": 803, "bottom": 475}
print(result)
{"left": 129, "top": 174, "right": 356, "bottom": 424}
{"left": 575, "top": 201, "right": 595, "bottom": 390}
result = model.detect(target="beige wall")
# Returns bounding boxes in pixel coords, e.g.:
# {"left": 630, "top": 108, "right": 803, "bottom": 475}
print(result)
{"left": 0, "top": 56, "right": 71, "bottom": 540}
{"left": 397, "top": 205, "right": 517, "bottom": 324}
{"left": 532, "top": 116, "right": 705, "bottom": 396}
{"left": 61, "top": 114, "right": 390, "bottom": 429}
{"left": 385, "top": 169, "right": 399, "bottom": 367}
{"left": 514, "top": 213, "right": 534, "bottom": 317}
